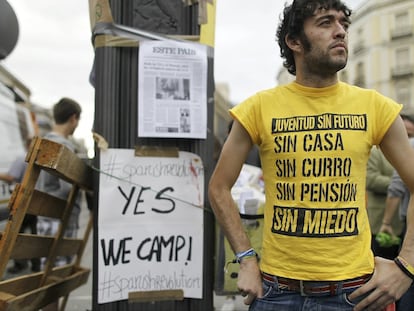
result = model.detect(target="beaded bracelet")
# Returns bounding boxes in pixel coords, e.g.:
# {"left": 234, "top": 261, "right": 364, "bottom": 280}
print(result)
{"left": 394, "top": 256, "right": 414, "bottom": 280}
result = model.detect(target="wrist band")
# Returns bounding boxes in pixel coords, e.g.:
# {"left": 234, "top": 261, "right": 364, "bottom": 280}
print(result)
{"left": 394, "top": 256, "right": 414, "bottom": 280}
{"left": 235, "top": 248, "right": 258, "bottom": 263}
{"left": 224, "top": 248, "right": 259, "bottom": 274}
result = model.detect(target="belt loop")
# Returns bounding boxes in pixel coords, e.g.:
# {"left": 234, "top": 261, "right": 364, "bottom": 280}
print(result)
{"left": 329, "top": 283, "right": 336, "bottom": 296}
{"left": 336, "top": 281, "right": 344, "bottom": 295}
{"left": 300, "top": 280, "right": 307, "bottom": 296}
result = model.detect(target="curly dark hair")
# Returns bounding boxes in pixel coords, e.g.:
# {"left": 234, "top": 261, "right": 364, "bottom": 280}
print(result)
{"left": 276, "top": 0, "right": 352, "bottom": 75}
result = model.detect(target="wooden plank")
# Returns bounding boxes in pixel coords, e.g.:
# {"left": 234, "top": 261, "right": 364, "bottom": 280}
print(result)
{"left": 8, "top": 234, "right": 82, "bottom": 260}
{"left": 0, "top": 268, "right": 90, "bottom": 311}
{"left": 35, "top": 139, "right": 93, "bottom": 191}
{"left": 0, "top": 137, "right": 43, "bottom": 276}
{"left": 0, "top": 266, "right": 78, "bottom": 295}
{"left": 73, "top": 213, "right": 93, "bottom": 266}
{"left": 128, "top": 289, "right": 184, "bottom": 303}
{"left": 0, "top": 293, "right": 14, "bottom": 303}
{"left": 0, "top": 136, "right": 94, "bottom": 311}
{"left": 27, "top": 189, "right": 66, "bottom": 219}
{"left": 38, "top": 185, "right": 80, "bottom": 287}
{"left": 5, "top": 185, "right": 67, "bottom": 222}
{"left": 134, "top": 145, "right": 179, "bottom": 157}
{"left": 60, "top": 213, "right": 94, "bottom": 310}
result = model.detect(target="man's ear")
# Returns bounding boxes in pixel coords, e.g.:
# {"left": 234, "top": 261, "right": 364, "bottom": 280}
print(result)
{"left": 285, "top": 34, "right": 301, "bottom": 53}
{"left": 69, "top": 114, "right": 79, "bottom": 124}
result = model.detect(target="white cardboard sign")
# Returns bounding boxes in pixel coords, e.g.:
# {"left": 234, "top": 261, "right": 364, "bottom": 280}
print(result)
{"left": 98, "top": 148, "right": 204, "bottom": 304}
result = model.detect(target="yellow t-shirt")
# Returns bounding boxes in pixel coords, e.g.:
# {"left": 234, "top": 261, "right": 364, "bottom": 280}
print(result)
{"left": 230, "top": 81, "right": 401, "bottom": 281}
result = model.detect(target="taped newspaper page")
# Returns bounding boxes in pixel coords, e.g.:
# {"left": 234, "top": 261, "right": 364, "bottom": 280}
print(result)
{"left": 138, "top": 40, "right": 207, "bottom": 139}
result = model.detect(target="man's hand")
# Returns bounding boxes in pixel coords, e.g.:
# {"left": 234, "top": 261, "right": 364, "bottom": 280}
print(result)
{"left": 379, "top": 223, "right": 394, "bottom": 235}
{"left": 237, "top": 257, "right": 262, "bottom": 305}
{"left": 349, "top": 257, "right": 412, "bottom": 311}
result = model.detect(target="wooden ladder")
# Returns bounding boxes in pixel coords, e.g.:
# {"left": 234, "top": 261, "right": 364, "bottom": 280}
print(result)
{"left": 0, "top": 136, "right": 94, "bottom": 311}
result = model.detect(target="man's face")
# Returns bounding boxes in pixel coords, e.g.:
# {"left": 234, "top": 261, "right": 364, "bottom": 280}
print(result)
{"left": 300, "top": 8, "right": 350, "bottom": 75}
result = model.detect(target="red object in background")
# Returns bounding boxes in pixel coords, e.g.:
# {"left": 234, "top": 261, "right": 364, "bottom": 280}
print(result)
{"left": 385, "top": 302, "right": 396, "bottom": 311}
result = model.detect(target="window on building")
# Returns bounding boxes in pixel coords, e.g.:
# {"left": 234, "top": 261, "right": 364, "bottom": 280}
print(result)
{"left": 396, "top": 81, "right": 411, "bottom": 107}
{"left": 354, "top": 62, "right": 365, "bottom": 87}
{"left": 392, "top": 11, "right": 412, "bottom": 39}
{"left": 353, "top": 27, "right": 365, "bottom": 54}
{"left": 395, "top": 12, "right": 409, "bottom": 28}
{"left": 396, "top": 47, "right": 410, "bottom": 68}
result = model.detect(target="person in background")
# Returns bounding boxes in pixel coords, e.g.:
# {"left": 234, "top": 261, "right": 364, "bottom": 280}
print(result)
{"left": 366, "top": 108, "right": 414, "bottom": 260}
{"left": 208, "top": 0, "right": 414, "bottom": 310}
{"left": 0, "top": 138, "right": 40, "bottom": 274}
{"left": 366, "top": 146, "right": 404, "bottom": 259}
{"left": 37, "top": 97, "right": 82, "bottom": 311}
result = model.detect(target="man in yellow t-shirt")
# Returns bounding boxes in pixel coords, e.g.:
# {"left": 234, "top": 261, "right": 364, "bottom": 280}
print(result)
{"left": 208, "top": 1, "right": 414, "bottom": 310}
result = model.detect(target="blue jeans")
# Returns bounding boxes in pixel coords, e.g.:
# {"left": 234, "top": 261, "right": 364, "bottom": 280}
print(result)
{"left": 397, "top": 283, "right": 414, "bottom": 311}
{"left": 249, "top": 277, "right": 367, "bottom": 311}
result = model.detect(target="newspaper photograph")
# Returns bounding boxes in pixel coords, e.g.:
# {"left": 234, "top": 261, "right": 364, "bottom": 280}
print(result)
{"left": 138, "top": 40, "right": 207, "bottom": 139}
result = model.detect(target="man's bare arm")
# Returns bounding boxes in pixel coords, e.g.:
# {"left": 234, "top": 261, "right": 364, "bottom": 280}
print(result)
{"left": 352, "top": 116, "right": 414, "bottom": 311}
{"left": 208, "top": 120, "right": 262, "bottom": 304}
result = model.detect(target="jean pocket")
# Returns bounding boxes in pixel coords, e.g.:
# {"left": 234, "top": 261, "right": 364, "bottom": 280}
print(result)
{"left": 260, "top": 279, "right": 274, "bottom": 299}
{"left": 343, "top": 293, "right": 356, "bottom": 306}
{"left": 343, "top": 289, "right": 371, "bottom": 307}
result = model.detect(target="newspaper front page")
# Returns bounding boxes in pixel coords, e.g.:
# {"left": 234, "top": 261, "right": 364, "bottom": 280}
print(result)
{"left": 138, "top": 40, "right": 207, "bottom": 139}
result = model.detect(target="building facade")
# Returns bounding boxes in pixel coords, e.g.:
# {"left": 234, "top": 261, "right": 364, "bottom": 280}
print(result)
{"left": 214, "top": 83, "right": 233, "bottom": 145}
{"left": 277, "top": 0, "right": 414, "bottom": 111}
{"left": 345, "top": 0, "right": 414, "bottom": 108}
